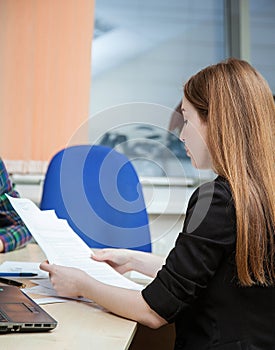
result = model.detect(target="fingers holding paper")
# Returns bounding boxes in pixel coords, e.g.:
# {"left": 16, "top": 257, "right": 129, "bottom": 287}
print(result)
{"left": 92, "top": 248, "right": 165, "bottom": 278}
{"left": 40, "top": 261, "right": 88, "bottom": 298}
{"left": 92, "top": 248, "right": 133, "bottom": 275}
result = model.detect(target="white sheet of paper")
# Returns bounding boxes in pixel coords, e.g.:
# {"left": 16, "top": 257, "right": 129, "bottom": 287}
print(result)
{"left": 30, "top": 278, "right": 55, "bottom": 290}
{"left": 27, "top": 279, "right": 95, "bottom": 303}
{"left": 23, "top": 284, "right": 58, "bottom": 296}
{"left": 33, "top": 298, "right": 68, "bottom": 305}
{"left": 22, "top": 286, "right": 68, "bottom": 304}
{"left": 0, "top": 261, "right": 48, "bottom": 278}
{"left": 7, "top": 195, "right": 143, "bottom": 291}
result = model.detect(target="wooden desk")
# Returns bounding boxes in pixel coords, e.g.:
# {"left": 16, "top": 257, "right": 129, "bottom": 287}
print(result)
{"left": 0, "top": 244, "right": 137, "bottom": 350}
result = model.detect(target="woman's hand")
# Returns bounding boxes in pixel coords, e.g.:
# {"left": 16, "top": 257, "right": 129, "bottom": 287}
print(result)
{"left": 40, "top": 258, "right": 167, "bottom": 329}
{"left": 40, "top": 261, "right": 88, "bottom": 298}
{"left": 92, "top": 249, "right": 133, "bottom": 274}
{"left": 92, "top": 248, "right": 165, "bottom": 278}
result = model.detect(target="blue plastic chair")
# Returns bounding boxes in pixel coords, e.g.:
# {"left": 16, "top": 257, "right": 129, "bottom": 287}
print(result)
{"left": 40, "top": 145, "right": 152, "bottom": 252}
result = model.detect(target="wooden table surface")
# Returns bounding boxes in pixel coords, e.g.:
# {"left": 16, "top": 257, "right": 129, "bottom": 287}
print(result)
{"left": 0, "top": 243, "right": 137, "bottom": 350}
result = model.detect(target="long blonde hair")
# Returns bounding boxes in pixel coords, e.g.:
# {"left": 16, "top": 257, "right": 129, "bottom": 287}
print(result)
{"left": 184, "top": 58, "right": 275, "bottom": 286}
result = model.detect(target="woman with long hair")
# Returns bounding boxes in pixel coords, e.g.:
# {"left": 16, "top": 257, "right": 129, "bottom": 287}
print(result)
{"left": 41, "top": 58, "right": 275, "bottom": 349}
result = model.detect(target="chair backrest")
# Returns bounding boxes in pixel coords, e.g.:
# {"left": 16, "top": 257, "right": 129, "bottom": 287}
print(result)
{"left": 40, "top": 145, "right": 152, "bottom": 252}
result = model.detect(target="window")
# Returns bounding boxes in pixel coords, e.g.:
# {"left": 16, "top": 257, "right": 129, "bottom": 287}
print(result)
{"left": 89, "top": 0, "right": 225, "bottom": 182}
{"left": 250, "top": 0, "right": 275, "bottom": 92}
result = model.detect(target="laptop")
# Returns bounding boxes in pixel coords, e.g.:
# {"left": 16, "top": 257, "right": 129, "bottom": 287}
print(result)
{"left": 0, "top": 285, "right": 57, "bottom": 333}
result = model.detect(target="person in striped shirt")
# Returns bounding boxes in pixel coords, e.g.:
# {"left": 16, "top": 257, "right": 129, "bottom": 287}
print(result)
{"left": 0, "top": 158, "right": 32, "bottom": 252}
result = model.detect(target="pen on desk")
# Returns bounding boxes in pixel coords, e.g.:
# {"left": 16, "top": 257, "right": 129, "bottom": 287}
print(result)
{"left": 0, "top": 277, "right": 25, "bottom": 288}
{"left": 0, "top": 272, "right": 38, "bottom": 277}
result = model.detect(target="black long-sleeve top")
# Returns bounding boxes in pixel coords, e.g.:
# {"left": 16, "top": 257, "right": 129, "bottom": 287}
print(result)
{"left": 142, "top": 176, "right": 275, "bottom": 350}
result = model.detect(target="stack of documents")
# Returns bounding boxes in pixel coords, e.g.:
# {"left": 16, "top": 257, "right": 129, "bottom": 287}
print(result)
{"left": 7, "top": 195, "right": 143, "bottom": 291}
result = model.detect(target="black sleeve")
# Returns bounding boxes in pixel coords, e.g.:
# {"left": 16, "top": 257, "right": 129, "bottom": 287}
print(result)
{"left": 142, "top": 177, "right": 236, "bottom": 323}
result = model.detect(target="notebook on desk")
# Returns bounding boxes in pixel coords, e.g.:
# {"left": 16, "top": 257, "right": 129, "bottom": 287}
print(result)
{"left": 0, "top": 286, "right": 57, "bottom": 333}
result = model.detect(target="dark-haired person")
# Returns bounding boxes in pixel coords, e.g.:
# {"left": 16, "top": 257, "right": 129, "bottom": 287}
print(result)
{"left": 0, "top": 158, "right": 32, "bottom": 252}
{"left": 41, "top": 58, "right": 275, "bottom": 350}
{"left": 168, "top": 101, "right": 184, "bottom": 133}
